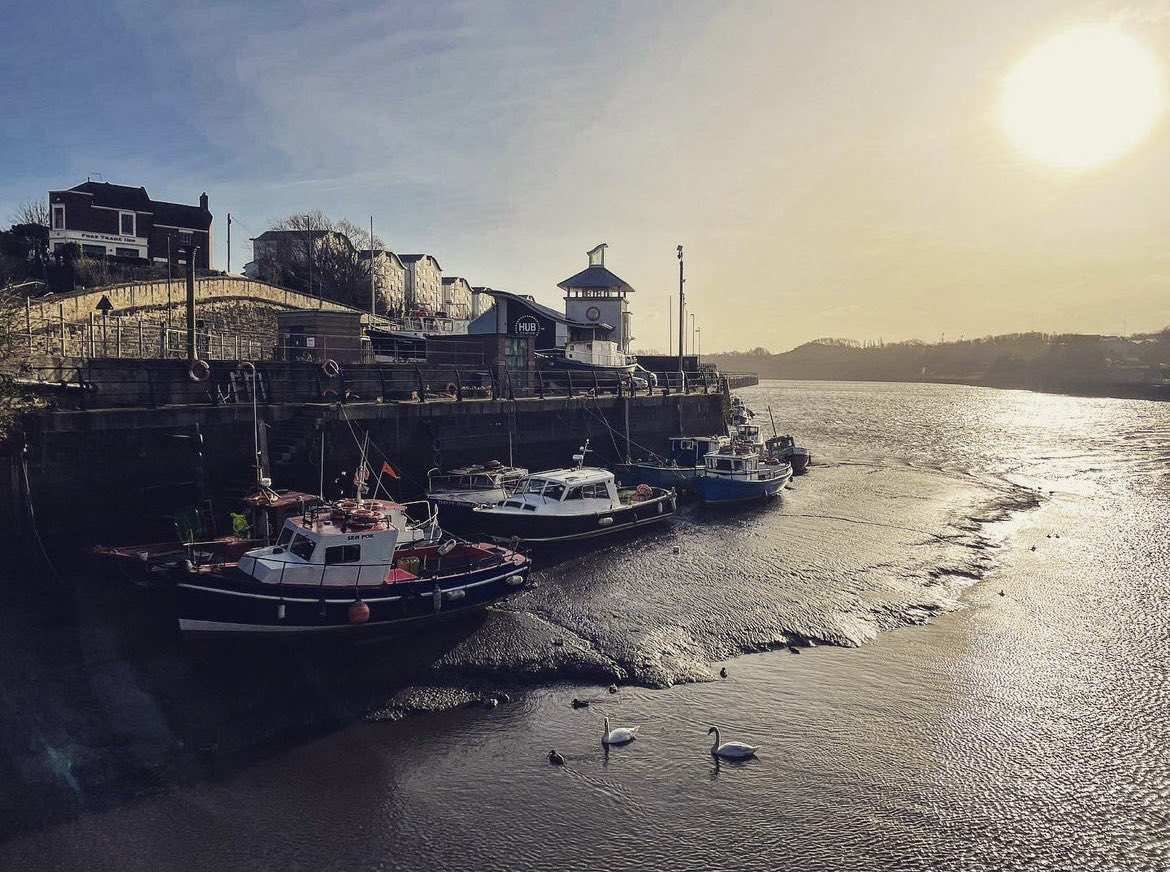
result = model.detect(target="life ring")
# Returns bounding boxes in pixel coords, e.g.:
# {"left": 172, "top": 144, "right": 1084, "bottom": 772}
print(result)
{"left": 187, "top": 359, "right": 211, "bottom": 382}
{"left": 433, "top": 452, "right": 443, "bottom": 467}
{"left": 321, "top": 359, "right": 340, "bottom": 378}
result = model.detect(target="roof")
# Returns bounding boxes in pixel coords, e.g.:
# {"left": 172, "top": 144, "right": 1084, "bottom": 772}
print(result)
{"left": 358, "top": 249, "right": 404, "bottom": 267}
{"left": 253, "top": 229, "right": 339, "bottom": 241}
{"left": 475, "top": 287, "right": 597, "bottom": 329}
{"left": 50, "top": 182, "right": 212, "bottom": 230}
{"left": 442, "top": 276, "right": 470, "bottom": 286}
{"left": 152, "top": 198, "right": 211, "bottom": 230}
{"left": 400, "top": 253, "right": 442, "bottom": 271}
{"left": 526, "top": 467, "right": 613, "bottom": 486}
{"left": 557, "top": 264, "right": 634, "bottom": 294}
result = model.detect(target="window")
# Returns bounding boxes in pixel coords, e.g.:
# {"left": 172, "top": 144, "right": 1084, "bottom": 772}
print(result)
{"left": 119, "top": 211, "right": 135, "bottom": 236}
{"left": 325, "top": 545, "right": 361, "bottom": 564}
{"left": 289, "top": 534, "right": 316, "bottom": 561}
{"left": 522, "top": 479, "right": 548, "bottom": 494}
{"left": 564, "top": 487, "right": 583, "bottom": 500}
{"left": 52, "top": 206, "right": 64, "bottom": 230}
{"left": 580, "top": 483, "right": 609, "bottom": 499}
{"left": 179, "top": 231, "right": 193, "bottom": 246}
{"left": 276, "top": 528, "right": 293, "bottom": 547}
{"left": 115, "top": 247, "right": 138, "bottom": 259}
{"left": 544, "top": 483, "right": 565, "bottom": 501}
{"left": 504, "top": 500, "right": 523, "bottom": 509}
{"left": 82, "top": 244, "right": 105, "bottom": 258}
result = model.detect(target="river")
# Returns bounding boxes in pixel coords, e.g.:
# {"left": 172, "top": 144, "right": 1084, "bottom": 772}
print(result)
{"left": 2, "top": 380, "right": 1168, "bottom": 870}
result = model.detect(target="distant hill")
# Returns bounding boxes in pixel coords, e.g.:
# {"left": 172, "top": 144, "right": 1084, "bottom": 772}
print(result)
{"left": 707, "top": 332, "right": 1170, "bottom": 400}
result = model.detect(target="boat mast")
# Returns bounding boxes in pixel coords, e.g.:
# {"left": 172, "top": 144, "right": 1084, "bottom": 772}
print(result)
{"left": 768, "top": 406, "right": 778, "bottom": 439}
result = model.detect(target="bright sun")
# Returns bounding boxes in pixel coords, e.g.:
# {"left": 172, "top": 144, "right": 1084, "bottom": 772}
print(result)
{"left": 1001, "top": 25, "right": 1166, "bottom": 170}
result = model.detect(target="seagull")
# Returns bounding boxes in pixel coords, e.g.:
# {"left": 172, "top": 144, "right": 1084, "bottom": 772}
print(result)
{"left": 719, "top": 667, "right": 728, "bottom": 678}
{"left": 548, "top": 749, "right": 565, "bottom": 765}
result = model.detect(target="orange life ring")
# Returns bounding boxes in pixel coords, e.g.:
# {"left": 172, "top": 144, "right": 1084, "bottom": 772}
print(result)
{"left": 321, "top": 359, "right": 340, "bottom": 378}
{"left": 187, "top": 359, "right": 211, "bottom": 382}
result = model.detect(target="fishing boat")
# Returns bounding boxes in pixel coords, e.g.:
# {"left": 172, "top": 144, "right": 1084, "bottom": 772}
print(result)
{"left": 761, "top": 407, "right": 811, "bottom": 474}
{"left": 613, "top": 435, "right": 728, "bottom": 494}
{"left": 695, "top": 443, "right": 792, "bottom": 506}
{"left": 174, "top": 503, "right": 530, "bottom": 636}
{"left": 764, "top": 434, "right": 812, "bottom": 475}
{"left": 469, "top": 443, "right": 676, "bottom": 544}
{"left": 426, "top": 461, "right": 529, "bottom": 530}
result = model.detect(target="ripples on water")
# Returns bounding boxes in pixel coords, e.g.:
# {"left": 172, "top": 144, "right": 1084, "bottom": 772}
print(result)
{"left": 4, "top": 380, "right": 1170, "bottom": 870}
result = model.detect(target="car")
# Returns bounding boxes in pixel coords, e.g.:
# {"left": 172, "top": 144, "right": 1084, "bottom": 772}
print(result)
{"left": 631, "top": 364, "right": 658, "bottom": 390}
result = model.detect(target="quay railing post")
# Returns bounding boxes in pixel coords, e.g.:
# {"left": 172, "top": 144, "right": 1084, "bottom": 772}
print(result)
{"left": 415, "top": 367, "right": 426, "bottom": 402}
{"left": 592, "top": 369, "right": 599, "bottom": 396}
{"left": 58, "top": 303, "right": 65, "bottom": 357}
{"left": 536, "top": 370, "right": 545, "bottom": 399}
{"left": 88, "top": 312, "right": 96, "bottom": 359}
{"left": 454, "top": 369, "right": 463, "bottom": 402}
{"left": 566, "top": 370, "right": 574, "bottom": 399}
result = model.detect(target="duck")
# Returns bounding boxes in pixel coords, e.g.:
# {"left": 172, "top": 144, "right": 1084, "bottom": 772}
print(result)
{"left": 719, "top": 667, "right": 728, "bottom": 678}
{"left": 548, "top": 749, "right": 565, "bottom": 765}
{"left": 571, "top": 698, "right": 590, "bottom": 709}
{"left": 602, "top": 716, "right": 639, "bottom": 746}
{"left": 707, "top": 726, "right": 759, "bottom": 759}
{"left": 608, "top": 684, "right": 618, "bottom": 694}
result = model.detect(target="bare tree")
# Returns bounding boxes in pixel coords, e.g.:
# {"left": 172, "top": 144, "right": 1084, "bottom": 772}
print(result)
{"left": 9, "top": 199, "right": 50, "bottom": 228}
{"left": 255, "top": 212, "right": 385, "bottom": 309}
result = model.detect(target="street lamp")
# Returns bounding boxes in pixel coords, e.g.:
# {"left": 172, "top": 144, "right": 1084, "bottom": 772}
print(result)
{"left": 690, "top": 312, "right": 695, "bottom": 359}
{"left": 697, "top": 326, "right": 701, "bottom": 362}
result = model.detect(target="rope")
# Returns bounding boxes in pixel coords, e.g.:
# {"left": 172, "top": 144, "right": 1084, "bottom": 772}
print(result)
{"left": 20, "top": 448, "right": 64, "bottom": 586}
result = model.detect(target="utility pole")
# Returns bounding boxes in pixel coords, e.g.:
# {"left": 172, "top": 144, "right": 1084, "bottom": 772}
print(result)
{"left": 668, "top": 294, "right": 673, "bottom": 356}
{"left": 166, "top": 234, "right": 173, "bottom": 329}
{"left": 369, "top": 216, "right": 376, "bottom": 319}
{"left": 676, "top": 245, "right": 685, "bottom": 375}
{"left": 184, "top": 245, "right": 199, "bottom": 360}
{"left": 690, "top": 313, "right": 696, "bottom": 358}
{"left": 227, "top": 212, "right": 232, "bottom": 274}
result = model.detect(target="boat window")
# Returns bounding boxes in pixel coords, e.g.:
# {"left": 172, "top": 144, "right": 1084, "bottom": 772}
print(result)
{"left": 504, "top": 500, "right": 524, "bottom": 509}
{"left": 325, "top": 544, "right": 361, "bottom": 564}
{"left": 276, "top": 528, "right": 293, "bottom": 547}
{"left": 544, "top": 483, "right": 566, "bottom": 501}
{"left": 580, "top": 483, "right": 609, "bottom": 499}
{"left": 564, "top": 487, "right": 583, "bottom": 500}
{"left": 522, "top": 504, "right": 537, "bottom": 511}
{"left": 289, "top": 534, "right": 316, "bottom": 561}
{"left": 522, "top": 479, "right": 548, "bottom": 494}
{"left": 717, "top": 458, "right": 733, "bottom": 471}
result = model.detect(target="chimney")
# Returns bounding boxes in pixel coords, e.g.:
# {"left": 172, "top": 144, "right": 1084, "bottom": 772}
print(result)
{"left": 199, "top": 192, "right": 208, "bottom": 210}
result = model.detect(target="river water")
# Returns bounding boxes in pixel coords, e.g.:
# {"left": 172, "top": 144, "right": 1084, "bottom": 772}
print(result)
{"left": 3, "top": 380, "right": 1169, "bottom": 870}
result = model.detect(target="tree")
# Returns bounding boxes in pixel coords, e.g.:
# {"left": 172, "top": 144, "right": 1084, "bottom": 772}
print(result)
{"left": 9, "top": 199, "right": 49, "bottom": 228}
{"left": 254, "top": 211, "right": 386, "bottom": 309}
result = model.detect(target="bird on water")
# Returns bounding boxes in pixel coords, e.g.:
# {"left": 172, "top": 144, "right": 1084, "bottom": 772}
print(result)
{"left": 602, "top": 716, "right": 639, "bottom": 746}
{"left": 719, "top": 667, "right": 728, "bottom": 678}
{"left": 708, "top": 726, "right": 759, "bottom": 759}
{"left": 548, "top": 749, "right": 565, "bottom": 765}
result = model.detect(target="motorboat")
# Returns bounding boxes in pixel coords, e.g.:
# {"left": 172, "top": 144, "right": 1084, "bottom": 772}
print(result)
{"left": 764, "top": 434, "right": 812, "bottom": 475}
{"left": 469, "top": 444, "right": 676, "bottom": 544}
{"left": 695, "top": 443, "right": 792, "bottom": 506}
{"left": 174, "top": 504, "right": 530, "bottom": 636}
{"left": 613, "top": 435, "right": 728, "bottom": 494}
{"left": 426, "top": 461, "right": 529, "bottom": 530}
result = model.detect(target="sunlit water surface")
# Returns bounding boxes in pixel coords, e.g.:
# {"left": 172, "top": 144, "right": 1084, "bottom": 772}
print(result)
{"left": 3, "top": 381, "right": 1169, "bottom": 870}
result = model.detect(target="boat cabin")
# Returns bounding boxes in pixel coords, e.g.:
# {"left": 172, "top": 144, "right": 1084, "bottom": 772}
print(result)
{"left": 238, "top": 513, "right": 402, "bottom": 587}
{"left": 491, "top": 468, "right": 621, "bottom": 513}
{"left": 704, "top": 450, "right": 764, "bottom": 478}
{"left": 428, "top": 463, "right": 528, "bottom": 496}
{"left": 668, "top": 435, "right": 727, "bottom": 467}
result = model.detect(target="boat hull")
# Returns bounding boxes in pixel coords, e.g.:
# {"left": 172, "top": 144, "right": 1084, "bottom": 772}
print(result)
{"left": 613, "top": 463, "right": 702, "bottom": 493}
{"left": 469, "top": 491, "right": 676, "bottom": 544}
{"left": 174, "top": 549, "right": 529, "bottom": 636}
{"left": 696, "top": 472, "right": 789, "bottom": 506}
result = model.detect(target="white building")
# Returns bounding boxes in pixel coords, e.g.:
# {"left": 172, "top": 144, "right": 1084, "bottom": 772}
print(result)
{"left": 559, "top": 243, "right": 635, "bottom": 353}
{"left": 359, "top": 249, "right": 407, "bottom": 316}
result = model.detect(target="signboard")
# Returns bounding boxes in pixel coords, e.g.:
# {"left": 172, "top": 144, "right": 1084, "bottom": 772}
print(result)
{"left": 513, "top": 315, "right": 540, "bottom": 336}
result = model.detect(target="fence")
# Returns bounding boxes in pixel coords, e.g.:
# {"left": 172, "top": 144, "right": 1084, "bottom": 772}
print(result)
{"left": 10, "top": 359, "right": 728, "bottom": 411}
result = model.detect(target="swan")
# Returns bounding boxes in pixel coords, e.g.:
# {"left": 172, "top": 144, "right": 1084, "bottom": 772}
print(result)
{"left": 708, "top": 726, "right": 758, "bottom": 759}
{"left": 602, "top": 716, "right": 639, "bottom": 745}
{"left": 548, "top": 749, "right": 565, "bottom": 765}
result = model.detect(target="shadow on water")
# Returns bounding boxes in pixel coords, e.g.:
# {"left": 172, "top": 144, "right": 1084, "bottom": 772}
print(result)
{"left": 0, "top": 558, "right": 488, "bottom": 844}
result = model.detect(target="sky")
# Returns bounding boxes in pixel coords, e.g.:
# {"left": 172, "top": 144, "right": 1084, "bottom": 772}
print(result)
{"left": 5, "top": 0, "right": 1170, "bottom": 352}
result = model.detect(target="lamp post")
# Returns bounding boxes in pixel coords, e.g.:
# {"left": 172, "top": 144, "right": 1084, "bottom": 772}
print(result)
{"left": 676, "top": 245, "right": 684, "bottom": 376}
{"left": 690, "top": 312, "right": 696, "bottom": 360}
{"left": 182, "top": 244, "right": 199, "bottom": 360}
{"left": 697, "top": 326, "right": 701, "bottom": 362}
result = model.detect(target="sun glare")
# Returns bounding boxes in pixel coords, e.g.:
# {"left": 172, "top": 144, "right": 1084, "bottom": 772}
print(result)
{"left": 1000, "top": 25, "right": 1165, "bottom": 170}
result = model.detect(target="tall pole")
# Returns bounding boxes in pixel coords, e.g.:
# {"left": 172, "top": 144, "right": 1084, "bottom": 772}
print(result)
{"left": 369, "top": 216, "right": 376, "bottom": 318}
{"left": 227, "top": 212, "right": 232, "bottom": 274}
{"left": 690, "top": 313, "right": 696, "bottom": 358}
{"left": 166, "top": 235, "right": 173, "bottom": 329}
{"left": 676, "top": 245, "right": 685, "bottom": 375}
{"left": 185, "top": 246, "right": 199, "bottom": 360}
{"left": 668, "top": 295, "right": 673, "bottom": 356}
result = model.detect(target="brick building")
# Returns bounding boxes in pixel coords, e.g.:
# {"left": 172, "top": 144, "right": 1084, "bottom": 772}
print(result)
{"left": 48, "top": 181, "right": 212, "bottom": 267}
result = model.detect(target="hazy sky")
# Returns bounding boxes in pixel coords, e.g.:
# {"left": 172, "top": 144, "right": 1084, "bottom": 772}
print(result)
{"left": 5, "top": 0, "right": 1170, "bottom": 351}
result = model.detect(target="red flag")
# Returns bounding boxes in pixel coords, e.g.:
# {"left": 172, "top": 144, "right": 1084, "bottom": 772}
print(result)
{"left": 381, "top": 460, "right": 399, "bottom": 479}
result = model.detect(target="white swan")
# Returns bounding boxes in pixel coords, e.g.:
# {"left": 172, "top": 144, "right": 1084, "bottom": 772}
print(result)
{"left": 602, "top": 716, "right": 639, "bottom": 745}
{"left": 708, "top": 726, "right": 758, "bottom": 759}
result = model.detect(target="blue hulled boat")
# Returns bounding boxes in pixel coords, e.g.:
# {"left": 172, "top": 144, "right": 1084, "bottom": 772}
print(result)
{"left": 695, "top": 445, "right": 792, "bottom": 506}
{"left": 613, "top": 435, "right": 728, "bottom": 494}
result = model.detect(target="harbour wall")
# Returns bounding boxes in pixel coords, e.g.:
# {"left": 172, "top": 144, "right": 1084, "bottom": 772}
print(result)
{"left": 12, "top": 390, "right": 727, "bottom": 548}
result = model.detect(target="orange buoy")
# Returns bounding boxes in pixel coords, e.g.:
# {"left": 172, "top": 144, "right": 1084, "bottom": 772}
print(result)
{"left": 348, "top": 600, "right": 371, "bottom": 624}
